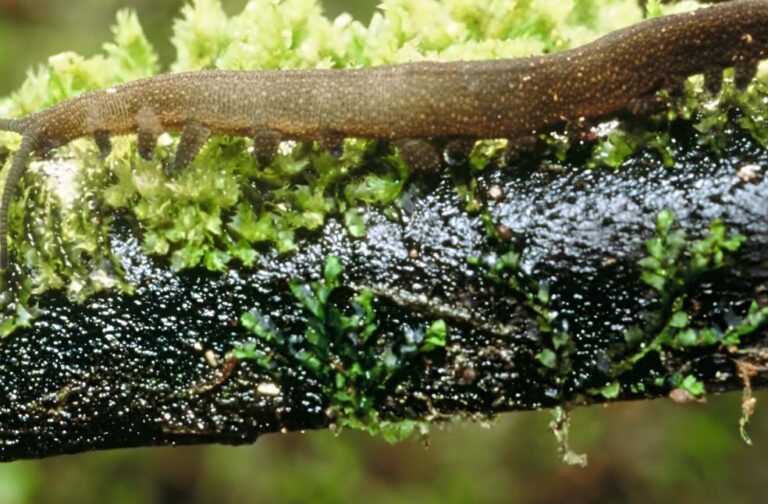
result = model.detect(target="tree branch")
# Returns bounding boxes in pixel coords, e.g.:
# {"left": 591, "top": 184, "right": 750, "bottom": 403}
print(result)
{"left": 0, "top": 120, "right": 766, "bottom": 461}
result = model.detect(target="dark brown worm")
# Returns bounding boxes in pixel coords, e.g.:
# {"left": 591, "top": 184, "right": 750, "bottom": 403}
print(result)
{"left": 1, "top": 0, "right": 768, "bottom": 286}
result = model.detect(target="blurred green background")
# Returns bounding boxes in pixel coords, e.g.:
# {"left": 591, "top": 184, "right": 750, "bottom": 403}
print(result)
{"left": 0, "top": 1, "right": 766, "bottom": 503}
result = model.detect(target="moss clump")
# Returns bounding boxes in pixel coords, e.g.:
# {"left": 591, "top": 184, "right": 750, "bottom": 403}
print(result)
{"left": 474, "top": 206, "right": 768, "bottom": 410}
{"left": 1, "top": 0, "right": 767, "bottom": 334}
{"left": 469, "top": 219, "right": 576, "bottom": 398}
{"left": 233, "top": 256, "right": 443, "bottom": 441}
{"left": 0, "top": 11, "right": 153, "bottom": 335}
{"left": 604, "top": 211, "right": 768, "bottom": 397}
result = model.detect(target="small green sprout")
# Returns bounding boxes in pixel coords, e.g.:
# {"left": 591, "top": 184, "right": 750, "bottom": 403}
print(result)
{"left": 609, "top": 211, "right": 768, "bottom": 404}
{"left": 234, "top": 255, "right": 438, "bottom": 441}
{"left": 421, "top": 319, "right": 447, "bottom": 352}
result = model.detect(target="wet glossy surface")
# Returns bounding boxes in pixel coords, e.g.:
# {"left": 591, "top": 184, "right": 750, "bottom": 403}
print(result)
{"left": 0, "top": 121, "right": 766, "bottom": 461}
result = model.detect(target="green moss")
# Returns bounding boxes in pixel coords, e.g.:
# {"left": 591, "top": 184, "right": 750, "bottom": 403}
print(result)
{"left": 0, "top": 0, "right": 767, "bottom": 336}
{"left": 676, "top": 374, "right": 706, "bottom": 397}
{"left": 611, "top": 211, "right": 768, "bottom": 390}
{"left": 0, "top": 0, "right": 765, "bottom": 459}
{"left": 476, "top": 207, "right": 767, "bottom": 410}
{"left": 233, "top": 256, "right": 442, "bottom": 440}
{"left": 470, "top": 223, "right": 575, "bottom": 395}
{"left": 421, "top": 319, "right": 447, "bottom": 352}
{"left": 592, "top": 381, "right": 621, "bottom": 399}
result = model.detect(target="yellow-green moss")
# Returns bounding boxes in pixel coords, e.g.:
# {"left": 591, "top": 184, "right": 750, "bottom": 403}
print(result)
{"left": 1, "top": 0, "right": 767, "bottom": 336}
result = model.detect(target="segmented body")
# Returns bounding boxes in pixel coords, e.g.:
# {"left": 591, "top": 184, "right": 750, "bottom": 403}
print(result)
{"left": 1, "top": 0, "right": 767, "bottom": 282}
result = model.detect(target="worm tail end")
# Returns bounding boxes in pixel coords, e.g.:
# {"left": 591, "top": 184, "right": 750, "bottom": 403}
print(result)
{"left": 0, "top": 135, "right": 36, "bottom": 291}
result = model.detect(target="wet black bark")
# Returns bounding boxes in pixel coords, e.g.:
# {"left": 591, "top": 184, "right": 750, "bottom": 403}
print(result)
{"left": 0, "top": 119, "right": 766, "bottom": 461}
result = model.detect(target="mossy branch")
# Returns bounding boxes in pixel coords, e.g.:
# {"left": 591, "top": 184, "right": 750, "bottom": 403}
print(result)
{"left": 0, "top": 0, "right": 766, "bottom": 462}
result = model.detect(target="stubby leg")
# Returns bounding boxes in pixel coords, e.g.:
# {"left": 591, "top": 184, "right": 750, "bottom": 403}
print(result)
{"left": 137, "top": 106, "right": 161, "bottom": 161}
{"left": 252, "top": 127, "right": 281, "bottom": 167}
{"left": 443, "top": 138, "right": 476, "bottom": 167}
{"left": 394, "top": 139, "right": 442, "bottom": 172}
{"left": 172, "top": 121, "right": 211, "bottom": 173}
{"left": 319, "top": 130, "right": 345, "bottom": 158}
{"left": 502, "top": 134, "right": 539, "bottom": 165}
{"left": 94, "top": 130, "right": 112, "bottom": 159}
{"left": 734, "top": 58, "right": 758, "bottom": 91}
{"left": 704, "top": 67, "right": 724, "bottom": 96}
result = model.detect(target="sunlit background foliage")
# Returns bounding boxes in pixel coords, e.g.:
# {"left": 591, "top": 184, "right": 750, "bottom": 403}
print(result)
{"left": 0, "top": 1, "right": 765, "bottom": 502}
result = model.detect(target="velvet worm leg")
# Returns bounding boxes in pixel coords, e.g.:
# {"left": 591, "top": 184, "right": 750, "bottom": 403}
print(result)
{"left": 137, "top": 107, "right": 161, "bottom": 161}
{"left": 502, "top": 135, "right": 539, "bottom": 165}
{"left": 704, "top": 67, "right": 724, "bottom": 96}
{"left": 735, "top": 59, "right": 759, "bottom": 90}
{"left": 0, "top": 135, "right": 36, "bottom": 277}
{"left": 395, "top": 139, "right": 442, "bottom": 171}
{"left": 319, "top": 130, "right": 345, "bottom": 158}
{"left": 94, "top": 130, "right": 112, "bottom": 159}
{"left": 252, "top": 127, "right": 281, "bottom": 167}
{"left": 443, "top": 138, "right": 475, "bottom": 167}
{"left": 173, "top": 121, "right": 211, "bottom": 173}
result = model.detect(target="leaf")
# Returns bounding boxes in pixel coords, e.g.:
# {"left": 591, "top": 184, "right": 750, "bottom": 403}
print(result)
{"left": 421, "top": 319, "right": 447, "bottom": 352}
{"left": 323, "top": 255, "right": 343, "bottom": 287}
{"left": 722, "top": 234, "right": 746, "bottom": 252}
{"left": 669, "top": 311, "right": 689, "bottom": 329}
{"left": 296, "top": 350, "right": 323, "bottom": 374}
{"left": 680, "top": 375, "right": 705, "bottom": 397}
{"left": 290, "top": 280, "right": 323, "bottom": 320}
{"left": 343, "top": 208, "right": 367, "bottom": 238}
{"left": 241, "top": 309, "right": 282, "bottom": 343}
{"left": 655, "top": 209, "right": 675, "bottom": 235}
{"left": 674, "top": 328, "right": 697, "bottom": 347}
{"left": 598, "top": 381, "right": 621, "bottom": 399}
{"left": 640, "top": 271, "right": 666, "bottom": 292}
{"left": 203, "top": 249, "right": 231, "bottom": 271}
{"left": 536, "top": 348, "right": 557, "bottom": 369}
{"left": 646, "top": 238, "right": 664, "bottom": 261}
{"left": 638, "top": 256, "right": 661, "bottom": 271}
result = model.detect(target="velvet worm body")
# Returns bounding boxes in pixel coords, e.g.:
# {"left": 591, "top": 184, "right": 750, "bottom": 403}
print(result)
{"left": 1, "top": 0, "right": 767, "bottom": 287}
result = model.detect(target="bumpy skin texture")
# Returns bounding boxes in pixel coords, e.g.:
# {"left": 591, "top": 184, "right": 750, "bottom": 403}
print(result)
{"left": 1, "top": 0, "right": 768, "bottom": 276}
